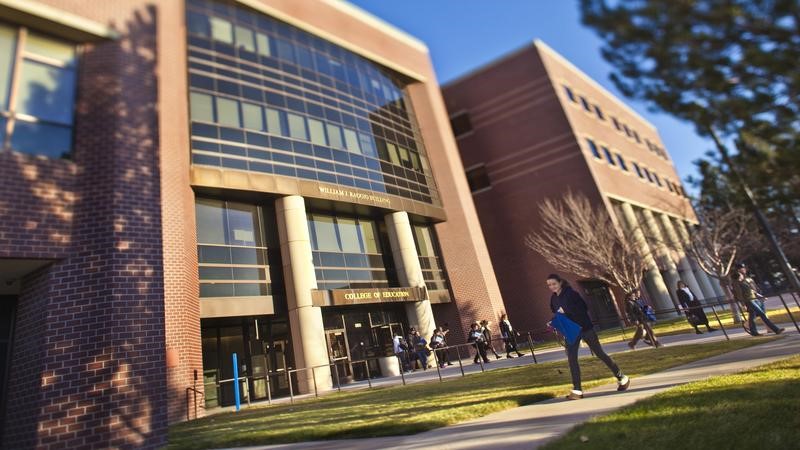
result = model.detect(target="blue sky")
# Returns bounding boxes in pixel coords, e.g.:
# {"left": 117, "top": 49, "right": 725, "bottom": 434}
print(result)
{"left": 348, "top": 0, "right": 712, "bottom": 192}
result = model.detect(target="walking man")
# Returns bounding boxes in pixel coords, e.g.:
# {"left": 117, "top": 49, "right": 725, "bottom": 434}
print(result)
{"left": 731, "top": 263, "right": 785, "bottom": 336}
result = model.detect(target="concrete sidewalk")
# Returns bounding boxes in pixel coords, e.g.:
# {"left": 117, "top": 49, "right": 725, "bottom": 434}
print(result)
{"left": 229, "top": 332, "right": 800, "bottom": 450}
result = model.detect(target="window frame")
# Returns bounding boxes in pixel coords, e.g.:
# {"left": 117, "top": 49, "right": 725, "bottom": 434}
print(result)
{"left": 0, "top": 24, "right": 79, "bottom": 157}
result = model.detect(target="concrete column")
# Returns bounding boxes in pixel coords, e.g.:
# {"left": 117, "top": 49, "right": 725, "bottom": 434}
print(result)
{"left": 385, "top": 211, "right": 436, "bottom": 341}
{"left": 619, "top": 202, "right": 673, "bottom": 311}
{"left": 275, "top": 195, "right": 331, "bottom": 393}
{"left": 674, "top": 219, "right": 720, "bottom": 300}
{"left": 658, "top": 213, "right": 705, "bottom": 302}
{"left": 641, "top": 209, "right": 681, "bottom": 311}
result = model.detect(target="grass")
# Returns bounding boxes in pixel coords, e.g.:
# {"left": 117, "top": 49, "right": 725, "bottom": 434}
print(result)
{"left": 543, "top": 352, "right": 800, "bottom": 450}
{"left": 167, "top": 338, "right": 774, "bottom": 449}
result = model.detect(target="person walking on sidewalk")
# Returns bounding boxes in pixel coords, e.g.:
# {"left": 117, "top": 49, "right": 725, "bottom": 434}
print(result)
{"left": 547, "top": 273, "right": 629, "bottom": 400}
{"left": 499, "top": 313, "right": 525, "bottom": 358}
{"left": 467, "top": 322, "right": 491, "bottom": 364}
{"left": 676, "top": 280, "right": 717, "bottom": 334}
{"left": 480, "top": 320, "right": 502, "bottom": 359}
{"left": 731, "top": 263, "right": 785, "bottom": 336}
{"left": 430, "top": 328, "right": 448, "bottom": 368}
{"left": 626, "top": 289, "right": 660, "bottom": 349}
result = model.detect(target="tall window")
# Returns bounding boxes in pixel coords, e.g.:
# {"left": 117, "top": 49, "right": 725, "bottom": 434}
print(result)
{"left": 412, "top": 224, "right": 450, "bottom": 294}
{"left": 307, "top": 213, "right": 394, "bottom": 290}
{"left": 0, "top": 24, "right": 77, "bottom": 158}
{"left": 195, "top": 199, "right": 272, "bottom": 298}
{"left": 586, "top": 138, "right": 601, "bottom": 159}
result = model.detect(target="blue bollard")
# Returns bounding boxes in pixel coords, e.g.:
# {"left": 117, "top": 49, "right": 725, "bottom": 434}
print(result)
{"left": 233, "top": 353, "right": 240, "bottom": 412}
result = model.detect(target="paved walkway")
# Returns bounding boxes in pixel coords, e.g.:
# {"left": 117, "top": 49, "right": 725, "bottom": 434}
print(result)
{"left": 227, "top": 330, "right": 800, "bottom": 450}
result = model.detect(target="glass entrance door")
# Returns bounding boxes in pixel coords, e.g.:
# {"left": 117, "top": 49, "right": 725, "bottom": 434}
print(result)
{"left": 325, "top": 329, "right": 351, "bottom": 381}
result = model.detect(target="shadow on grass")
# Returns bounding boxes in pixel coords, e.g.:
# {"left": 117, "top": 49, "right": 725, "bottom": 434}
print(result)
{"left": 543, "top": 356, "right": 800, "bottom": 450}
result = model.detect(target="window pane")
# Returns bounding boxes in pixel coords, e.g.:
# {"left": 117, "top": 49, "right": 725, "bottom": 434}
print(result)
{"left": 210, "top": 17, "right": 233, "bottom": 44}
{"left": 10, "top": 120, "right": 71, "bottom": 158}
{"left": 265, "top": 108, "right": 284, "bottom": 136}
{"left": 234, "top": 25, "right": 255, "bottom": 52}
{"left": 0, "top": 25, "right": 16, "bottom": 109}
{"left": 256, "top": 33, "right": 271, "bottom": 57}
{"left": 343, "top": 128, "right": 360, "bottom": 153}
{"left": 196, "top": 199, "right": 227, "bottom": 245}
{"left": 287, "top": 113, "right": 307, "bottom": 140}
{"left": 17, "top": 61, "right": 76, "bottom": 124}
{"left": 25, "top": 33, "right": 75, "bottom": 65}
{"left": 413, "top": 225, "right": 435, "bottom": 257}
{"left": 226, "top": 203, "right": 261, "bottom": 246}
{"left": 216, "top": 97, "right": 240, "bottom": 127}
{"left": 386, "top": 143, "right": 400, "bottom": 165}
{"left": 241, "top": 102, "right": 263, "bottom": 130}
{"left": 358, "top": 220, "right": 379, "bottom": 253}
{"left": 307, "top": 118, "right": 326, "bottom": 145}
{"left": 200, "top": 283, "right": 234, "bottom": 298}
{"left": 326, "top": 124, "right": 343, "bottom": 149}
{"left": 190, "top": 92, "right": 214, "bottom": 122}
{"left": 337, "top": 218, "right": 361, "bottom": 253}
{"left": 358, "top": 133, "right": 376, "bottom": 157}
{"left": 187, "top": 11, "right": 211, "bottom": 37}
{"left": 310, "top": 215, "right": 340, "bottom": 252}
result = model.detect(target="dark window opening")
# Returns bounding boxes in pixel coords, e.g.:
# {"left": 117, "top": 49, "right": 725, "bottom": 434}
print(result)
{"left": 449, "top": 111, "right": 473, "bottom": 138}
{"left": 466, "top": 165, "right": 491, "bottom": 192}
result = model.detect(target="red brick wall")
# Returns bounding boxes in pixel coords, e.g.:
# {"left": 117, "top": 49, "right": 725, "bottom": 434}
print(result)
{"left": 157, "top": 0, "right": 204, "bottom": 424}
{"left": 1, "top": 3, "right": 168, "bottom": 448}
{"left": 442, "top": 46, "right": 607, "bottom": 335}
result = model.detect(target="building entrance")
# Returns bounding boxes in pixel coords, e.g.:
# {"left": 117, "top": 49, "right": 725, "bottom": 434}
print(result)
{"left": 579, "top": 280, "right": 620, "bottom": 329}
{"left": 322, "top": 305, "right": 407, "bottom": 380}
{"left": 201, "top": 316, "right": 293, "bottom": 408}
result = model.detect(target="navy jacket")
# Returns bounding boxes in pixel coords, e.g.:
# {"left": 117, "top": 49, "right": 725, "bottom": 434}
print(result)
{"left": 550, "top": 285, "right": 594, "bottom": 331}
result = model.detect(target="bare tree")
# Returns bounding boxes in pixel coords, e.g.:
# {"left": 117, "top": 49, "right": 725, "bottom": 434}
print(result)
{"left": 684, "top": 205, "right": 753, "bottom": 317}
{"left": 524, "top": 192, "right": 648, "bottom": 298}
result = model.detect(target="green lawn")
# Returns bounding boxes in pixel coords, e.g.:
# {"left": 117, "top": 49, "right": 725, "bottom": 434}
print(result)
{"left": 168, "top": 338, "right": 773, "bottom": 449}
{"left": 544, "top": 352, "right": 800, "bottom": 450}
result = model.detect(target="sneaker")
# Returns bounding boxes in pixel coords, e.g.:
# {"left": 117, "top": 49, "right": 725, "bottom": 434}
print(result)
{"left": 566, "top": 390, "right": 584, "bottom": 400}
{"left": 516, "top": 352, "right": 525, "bottom": 357}
{"left": 775, "top": 328, "right": 785, "bottom": 335}
{"left": 707, "top": 327, "right": 718, "bottom": 332}
{"left": 750, "top": 331, "right": 762, "bottom": 336}
{"left": 617, "top": 375, "right": 630, "bottom": 391}
{"left": 627, "top": 341, "right": 635, "bottom": 350}
{"left": 695, "top": 330, "right": 703, "bottom": 334}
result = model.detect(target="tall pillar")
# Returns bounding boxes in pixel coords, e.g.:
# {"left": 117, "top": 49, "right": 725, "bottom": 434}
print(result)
{"left": 658, "top": 213, "right": 704, "bottom": 300}
{"left": 674, "top": 219, "right": 720, "bottom": 300}
{"left": 619, "top": 202, "right": 673, "bottom": 311}
{"left": 385, "top": 211, "right": 436, "bottom": 340}
{"left": 641, "top": 209, "right": 681, "bottom": 311}
{"left": 275, "top": 195, "right": 331, "bottom": 393}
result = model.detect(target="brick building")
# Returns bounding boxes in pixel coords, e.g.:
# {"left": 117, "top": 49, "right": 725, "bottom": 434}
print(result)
{"left": 0, "top": 0, "right": 505, "bottom": 448}
{"left": 442, "top": 41, "right": 725, "bottom": 333}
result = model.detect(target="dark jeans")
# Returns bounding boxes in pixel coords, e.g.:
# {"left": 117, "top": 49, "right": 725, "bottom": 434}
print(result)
{"left": 630, "top": 321, "right": 656, "bottom": 346}
{"left": 566, "top": 329, "right": 621, "bottom": 391}
{"left": 473, "top": 342, "right": 489, "bottom": 363}
{"left": 747, "top": 300, "right": 781, "bottom": 334}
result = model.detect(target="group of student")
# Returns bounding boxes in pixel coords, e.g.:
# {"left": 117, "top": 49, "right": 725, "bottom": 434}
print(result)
{"left": 392, "top": 315, "right": 528, "bottom": 372}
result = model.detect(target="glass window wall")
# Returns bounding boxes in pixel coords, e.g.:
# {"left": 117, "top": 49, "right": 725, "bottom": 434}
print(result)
{"left": 196, "top": 198, "right": 272, "bottom": 298}
{"left": 307, "top": 212, "right": 395, "bottom": 290}
{"left": 186, "top": 0, "right": 440, "bottom": 205}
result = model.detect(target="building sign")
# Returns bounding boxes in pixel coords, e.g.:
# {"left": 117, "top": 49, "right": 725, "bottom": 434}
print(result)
{"left": 311, "top": 286, "right": 427, "bottom": 307}
{"left": 318, "top": 185, "right": 391, "bottom": 206}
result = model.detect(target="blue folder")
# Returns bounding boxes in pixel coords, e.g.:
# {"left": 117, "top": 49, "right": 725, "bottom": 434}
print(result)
{"left": 551, "top": 312, "right": 582, "bottom": 345}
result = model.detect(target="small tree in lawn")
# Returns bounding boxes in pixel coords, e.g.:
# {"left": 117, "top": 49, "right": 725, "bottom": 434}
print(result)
{"left": 684, "top": 204, "right": 753, "bottom": 317}
{"left": 524, "top": 192, "right": 649, "bottom": 315}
